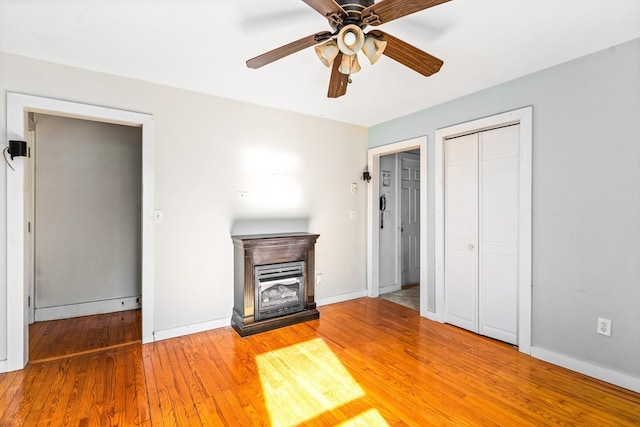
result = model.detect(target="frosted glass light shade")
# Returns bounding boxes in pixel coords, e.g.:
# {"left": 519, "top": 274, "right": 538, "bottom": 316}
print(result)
{"left": 337, "top": 24, "right": 365, "bottom": 55}
{"left": 338, "top": 54, "right": 361, "bottom": 75}
{"left": 315, "top": 40, "right": 339, "bottom": 67}
{"left": 362, "top": 36, "right": 387, "bottom": 64}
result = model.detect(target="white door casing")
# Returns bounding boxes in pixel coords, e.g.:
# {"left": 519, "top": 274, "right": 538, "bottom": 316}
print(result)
{"left": 367, "top": 137, "right": 428, "bottom": 317}
{"left": 435, "top": 106, "right": 532, "bottom": 354}
{"left": 3, "top": 92, "right": 155, "bottom": 373}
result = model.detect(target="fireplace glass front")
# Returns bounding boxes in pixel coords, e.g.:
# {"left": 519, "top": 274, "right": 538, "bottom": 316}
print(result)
{"left": 255, "top": 261, "right": 305, "bottom": 321}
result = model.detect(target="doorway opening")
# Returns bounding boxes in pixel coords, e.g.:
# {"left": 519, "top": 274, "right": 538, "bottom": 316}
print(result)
{"left": 27, "top": 113, "right": 143, "bottom": 362}
{"left": 377, "top": 149, "right": 421, "bottom": 311}
{"left": 367, "top": 136, "right": 427, "bottom": 316}
{"left": 3, "top": 93, "right": 155, "bottom": 373}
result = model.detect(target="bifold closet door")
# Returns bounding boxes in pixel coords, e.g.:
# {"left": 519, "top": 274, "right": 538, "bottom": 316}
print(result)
{"left": 444, "top": 133, "right": 479, "bottom": 333}
{"left": 478, "top": 126, "right": 519, "bottom": 345}
{"left": 444, "top": 125, "right": 519, "bottom": 345}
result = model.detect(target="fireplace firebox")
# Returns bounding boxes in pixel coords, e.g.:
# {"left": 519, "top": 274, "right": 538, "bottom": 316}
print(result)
{"left": 255, "top": 261, "right": 305, "bottom": 321}
{"left": 231, "top": 233, "right": 320, "bottom": 336}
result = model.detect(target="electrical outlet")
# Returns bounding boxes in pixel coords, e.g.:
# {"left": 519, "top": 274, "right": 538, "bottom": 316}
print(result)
{"left": 597, "top": 317, "right": 612, "bottom": 336}
{"left": 316, "top": 273, "right": 322, "bottom": 286}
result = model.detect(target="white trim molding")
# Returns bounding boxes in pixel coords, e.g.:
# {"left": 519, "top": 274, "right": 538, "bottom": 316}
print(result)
{"left": 531, "top": 346, "right": 640, "bottom": 393}
{"left": 3, "top": 93, "right": 155, "bottom": 373}
{"left": 34, "top": 296, "right": 141, "bottom": 322}
{"left": 316, "top": 290, "right": 367, "bottom": 307}
{"left": 434, "top": 107, "right": 533, "bottom": 354}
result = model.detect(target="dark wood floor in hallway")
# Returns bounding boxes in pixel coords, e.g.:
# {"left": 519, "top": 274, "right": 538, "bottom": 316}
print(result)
{"left": 28, "top": 309, "right": 141, "bottom": 362}
{"left": 1, "top": 298, "right": 638, "bottom": 426}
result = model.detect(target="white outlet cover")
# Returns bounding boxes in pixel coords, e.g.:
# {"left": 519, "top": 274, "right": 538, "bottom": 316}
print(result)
{"left": 597, "top": 317, "right": 612, "bottom": 336}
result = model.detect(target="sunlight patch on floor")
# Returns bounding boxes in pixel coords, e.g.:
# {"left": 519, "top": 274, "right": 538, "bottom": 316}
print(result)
{"left": 336, "top": 408, "right": 390, "bottom": 426}
{"left": 256, "top": 337, "right": 388, "bottom": 427}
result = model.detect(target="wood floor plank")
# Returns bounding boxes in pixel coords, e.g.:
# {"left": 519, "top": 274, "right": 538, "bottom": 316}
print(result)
{"left": 3, "top": 298, "right": 640, "bottom": 426}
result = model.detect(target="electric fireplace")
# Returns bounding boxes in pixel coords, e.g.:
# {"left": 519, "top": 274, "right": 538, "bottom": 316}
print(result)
{"left": 231, "top": 233, "right": 320, "bottom": 336}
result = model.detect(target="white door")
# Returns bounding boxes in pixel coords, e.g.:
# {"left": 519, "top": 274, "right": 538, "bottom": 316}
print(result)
{"left": 400, "top": 153, "right": 420, "bottom": 286}
{"left": 478, "top": 126, "right": 519, "bottom": 344}
{"left": 444, "top": 134, "right": 479, "bottom": 332}
{"left": 444, "top": 125, "right": 520, "bottom": 345}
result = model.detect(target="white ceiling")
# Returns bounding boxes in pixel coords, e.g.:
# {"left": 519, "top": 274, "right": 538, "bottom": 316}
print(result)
{"left": 1, "top": 0, "right": 639, "bottom": 127}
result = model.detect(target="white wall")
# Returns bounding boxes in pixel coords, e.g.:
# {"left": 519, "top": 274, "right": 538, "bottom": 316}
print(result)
{"left": 369, "top": 39, "right": 640, "bottom": 385}
{"left": 0, "top": 52, "right": 368, "bottom": 359}
{"left": 34, "top": 114, "right": 141, "bottom": 314}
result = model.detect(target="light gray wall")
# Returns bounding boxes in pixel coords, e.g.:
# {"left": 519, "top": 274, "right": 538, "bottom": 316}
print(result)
{"left": 369, "top": 39, "right": 640, "bottom": 379}
{"left": 0, "top": 52, "right": 368, "bottom": 360}
{"left": 34, "top": 114, "right": 141, "bottom": 309}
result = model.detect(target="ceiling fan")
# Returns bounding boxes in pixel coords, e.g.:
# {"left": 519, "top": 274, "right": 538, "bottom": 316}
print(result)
{"left": 246, "top": 0, "right": 450, "bottom": 98}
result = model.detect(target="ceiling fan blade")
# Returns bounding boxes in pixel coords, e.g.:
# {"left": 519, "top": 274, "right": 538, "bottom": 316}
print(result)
{"left": 302, "top": 0, "right": 347, "bottom": 25}
{"left": 246, "top": 31, "right": 332, "bottom": 69}
{"left": 368, "top": 30, "right": 443, "bottom": 76}
{"left": 327, "top": 52, "right": 349, "bottom": 98}
{"left": 362, "top": 0, "right": 450, "bottom": 26}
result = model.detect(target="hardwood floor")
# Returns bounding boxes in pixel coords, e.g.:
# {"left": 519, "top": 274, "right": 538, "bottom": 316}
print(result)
{"left": 29, "top": 309, "right": 141, "bottom": 362}
{"left": 1, "top": 298, "right": 639, "bottom": 426}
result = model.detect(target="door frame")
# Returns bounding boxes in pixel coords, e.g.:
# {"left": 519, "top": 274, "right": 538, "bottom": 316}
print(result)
{"left": 367, "top": 136, "right": 427, "bottom": 316}
{"left": 434, "top": 106, "right": 532, "bottom": 354}
{"left": 3, "top": 92, "right": 155, "bottom": 372}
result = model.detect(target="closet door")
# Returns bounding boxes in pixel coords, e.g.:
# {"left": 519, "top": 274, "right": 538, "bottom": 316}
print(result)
{"left": 479, "top": 126, "right": 519, "bottom": 345}
{"left": 444, "top": 133, "right": 479, "bottom": 332}
{"left": 444, "top": 125, "right": 520, "bottom": 345}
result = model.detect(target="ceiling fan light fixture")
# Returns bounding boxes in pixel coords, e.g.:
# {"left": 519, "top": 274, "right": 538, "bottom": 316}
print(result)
{"left": 362, "top": 36, "right": 387, "bottom": 64}
{"left": 337, "top": 24, "right": 365, "bottom": 55}
{"left": 339, "top": 54, "right": 361, "bottom": 75}
{"left": 315, "top": 40, "right": 340, "bottom": 67}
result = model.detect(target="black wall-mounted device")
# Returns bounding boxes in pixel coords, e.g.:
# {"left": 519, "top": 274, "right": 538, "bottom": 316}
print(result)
{"left": 8, "top": 140, "right": 27, "bottom": 160}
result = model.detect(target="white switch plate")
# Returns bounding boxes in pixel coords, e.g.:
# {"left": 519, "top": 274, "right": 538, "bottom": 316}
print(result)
{"left": 153, "top": 210, "right": 164, "bottom": 223}
{"left": 349, "top": 209, "right": 358, "bottom": 220}
{"left": 236, "top": 191, "right": 249, "bottom": 200}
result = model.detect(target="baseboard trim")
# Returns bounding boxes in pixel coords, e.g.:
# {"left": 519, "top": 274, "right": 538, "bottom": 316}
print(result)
{"left": 423, "top": 310, "right": 437, "bottom": 321}
{"left": 152, "top": 317, "right": 231, "bottom": 342}
{"left": 316, "top": 290, "right": 367, "bottom": 307}
{"left": 35, "top": 296, "right": 141, "bottom": 322}
{"left": 152, "top": 291, "right": 367, "bottom": 342}
{"left": 531, "top": 346, "right": 640, "bottom": 393}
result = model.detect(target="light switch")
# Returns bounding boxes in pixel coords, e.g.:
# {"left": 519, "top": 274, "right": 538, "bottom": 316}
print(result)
{"left": 153, "top": 210, "right": 164, "bottom": 223}
{"left": 349, "top": 209, "right": 358, "bottom": 220}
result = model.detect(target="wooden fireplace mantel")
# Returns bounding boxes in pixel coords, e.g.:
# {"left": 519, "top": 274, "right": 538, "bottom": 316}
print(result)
{"left": 231, "top": 232, "right": 320, "bottom": 336}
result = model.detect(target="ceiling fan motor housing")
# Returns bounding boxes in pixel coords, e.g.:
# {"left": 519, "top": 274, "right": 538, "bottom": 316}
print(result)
{"left": 334, "top": 0, "right": 375, "bottom": 29}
